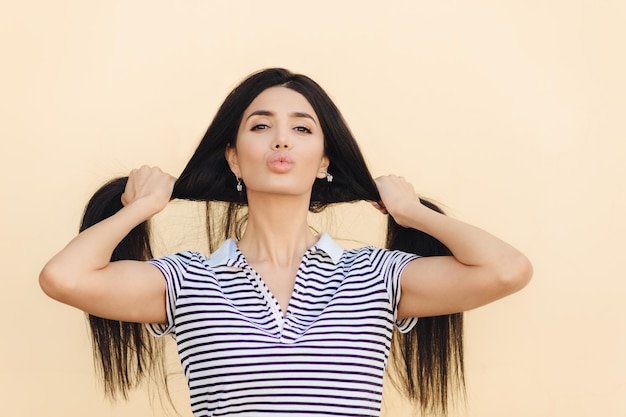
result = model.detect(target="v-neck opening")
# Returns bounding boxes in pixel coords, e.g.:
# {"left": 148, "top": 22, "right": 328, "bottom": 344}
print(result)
{"left": 234, "top": 245, "right": 314, "bottom": 328}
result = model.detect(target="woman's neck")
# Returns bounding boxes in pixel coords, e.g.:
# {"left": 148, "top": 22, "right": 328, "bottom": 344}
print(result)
{"left": 237, "top": 194, "right": 319, "bottom": 267}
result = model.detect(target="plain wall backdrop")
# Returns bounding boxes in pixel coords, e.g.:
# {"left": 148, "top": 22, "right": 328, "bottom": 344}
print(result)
{"left": 1, "top": 1, "right": 625, "bottom": 416}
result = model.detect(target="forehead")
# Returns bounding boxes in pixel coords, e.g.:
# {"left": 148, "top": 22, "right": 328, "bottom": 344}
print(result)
{"left": 244, "top": 86, "right": 318, "bottom": 119}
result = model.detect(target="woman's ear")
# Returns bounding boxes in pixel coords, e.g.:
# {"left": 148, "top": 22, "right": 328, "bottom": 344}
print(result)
{"left": 316, "top": 155, "right": 330, "bottom": 179}
{"left": 225, "top": 145, "right": 240, "bottom": 177}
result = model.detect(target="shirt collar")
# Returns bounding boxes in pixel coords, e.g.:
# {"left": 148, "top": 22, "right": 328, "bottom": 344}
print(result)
{"left": 208, "top": 232, "right": 344, "bottom": 267}
{"left": 313, "top": 232, "right": 344, "bottom": 264}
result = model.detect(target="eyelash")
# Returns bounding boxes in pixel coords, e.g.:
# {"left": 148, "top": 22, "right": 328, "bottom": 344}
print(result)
{"left": 250, "top": 124, "right": 312, "bottom": 134}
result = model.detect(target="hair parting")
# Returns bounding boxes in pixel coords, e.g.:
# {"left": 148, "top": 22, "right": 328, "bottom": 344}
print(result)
{"left": 79, "top": 68, "right": 465, "bottom": 415}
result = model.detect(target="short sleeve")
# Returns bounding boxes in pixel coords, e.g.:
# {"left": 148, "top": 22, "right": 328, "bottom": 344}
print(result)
{"left": 372, "top": 248, "right": 420, "bottom": 333}
{"left": 145, "top": 251, "right": 196, "bottom": 337}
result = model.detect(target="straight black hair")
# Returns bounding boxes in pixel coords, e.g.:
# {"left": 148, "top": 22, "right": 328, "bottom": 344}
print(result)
{"left": 79, "top": 177, "right": 167, "bottom": 401}
{"left": 81, "top": 68, "right": 464, "bottom": 415}
{"left": 387, "top": 200, "right": 465, "bottom": 415}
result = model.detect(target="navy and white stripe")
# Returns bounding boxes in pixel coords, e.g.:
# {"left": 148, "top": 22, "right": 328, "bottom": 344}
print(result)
{"left": 148, "top": 233, "right": 419, "bottom": 417}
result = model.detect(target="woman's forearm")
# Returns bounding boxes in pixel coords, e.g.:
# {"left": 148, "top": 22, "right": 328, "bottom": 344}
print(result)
{"left": 40, "top": 166, "right": 176, "bottom": 297}
{"left": 375, "top": 175, "right": 532, "bottom": 289}
{"left": 47, "top": 201, "right": 152, "bottom": 271}
{"left": 398, "top": 199, "right": 532, "bottom": 289}
{"left": 39, "top": 200, "right": 154, "bottom": 298}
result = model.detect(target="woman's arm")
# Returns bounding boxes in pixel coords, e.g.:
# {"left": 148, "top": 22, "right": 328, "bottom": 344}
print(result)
{"left": 39, "top": 166, "right": 176, "bottom": 323}
{"left": 374, "top": 175, "right": 533, "bottom": 319}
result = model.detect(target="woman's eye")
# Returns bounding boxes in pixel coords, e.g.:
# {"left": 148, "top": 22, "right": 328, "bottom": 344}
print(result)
{"left": 251, "top": 124, "right": 269, "bottom": 131}
{"left": 295, "top": 126, "right": 312, "bottom": 134}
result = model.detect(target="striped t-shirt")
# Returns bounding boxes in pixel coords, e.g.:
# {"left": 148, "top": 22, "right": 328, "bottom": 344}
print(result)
{"left": 148, "top": 233, "right": 419, "bottom": 417}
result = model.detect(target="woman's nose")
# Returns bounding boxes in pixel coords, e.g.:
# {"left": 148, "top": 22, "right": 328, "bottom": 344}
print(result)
{"left": 271, "top": 128, "right": 292, "bottom": 150}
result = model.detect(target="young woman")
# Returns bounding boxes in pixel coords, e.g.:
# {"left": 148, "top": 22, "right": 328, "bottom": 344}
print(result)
{"left": 40, "top": 68, "right": 532, "bottom": 417}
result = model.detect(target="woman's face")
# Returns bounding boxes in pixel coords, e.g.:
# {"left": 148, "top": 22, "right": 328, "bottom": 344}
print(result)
{"left": 226, "top": 86, "right": 329, "bottom": 199}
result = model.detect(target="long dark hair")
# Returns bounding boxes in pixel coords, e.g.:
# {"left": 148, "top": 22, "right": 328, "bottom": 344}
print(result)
{"left": 82, "top": 68, "right": 464, "bottom": 415}
{"left": 80, "top": 177, "right": 167, "bottom": 401}
{"left": 386, "top": 200, "right": 465, "bottom": 415}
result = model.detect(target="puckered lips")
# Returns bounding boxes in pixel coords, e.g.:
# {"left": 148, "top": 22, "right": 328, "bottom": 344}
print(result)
{"left": 267, "top": 151, "right": 294, "bottom": 173}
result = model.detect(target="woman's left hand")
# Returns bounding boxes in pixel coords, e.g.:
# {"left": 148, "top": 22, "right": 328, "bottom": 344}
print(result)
{"left": 373, "top": 175, "right": 533, "bottom": 319}
{"left": 371, "top": 175, "right": 424, "bottom": 227}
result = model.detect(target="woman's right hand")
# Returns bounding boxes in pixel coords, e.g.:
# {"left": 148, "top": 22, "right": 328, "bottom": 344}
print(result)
{"left": 39, "top": 165, "right": 175, "bottom": 323}
{"left": 121, "top": 165, "right": 177, "bottom": 217}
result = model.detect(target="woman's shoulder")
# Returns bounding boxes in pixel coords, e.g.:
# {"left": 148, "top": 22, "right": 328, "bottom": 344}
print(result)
{"left": 155, "top": 250, "right": 208, "bottom": 260}
{"left": 342, "top": 243, "right": 396, "bottom": 256}
{"left": 151, "top": 238, "right": 237, "bottom": 266}
{"left": 342, "top": 244, "right": 418, "bottom": 267}
{"left": 341, "top": 244, "right": 390, "bottom": 265}
{"left": 149, "top": 250, "right": 209, "bottom": 271}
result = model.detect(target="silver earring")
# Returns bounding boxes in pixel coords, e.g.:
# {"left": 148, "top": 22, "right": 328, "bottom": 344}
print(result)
{"left": 236, "top": 177, "right": 243, "bottom": 192}
{"left": 325, "top": 172, "right": 333, "bottom": 183}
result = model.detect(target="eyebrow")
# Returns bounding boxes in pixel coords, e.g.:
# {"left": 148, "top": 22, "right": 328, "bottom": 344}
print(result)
{"left": 246, "top": 110, "right": 317, "bottom": 125}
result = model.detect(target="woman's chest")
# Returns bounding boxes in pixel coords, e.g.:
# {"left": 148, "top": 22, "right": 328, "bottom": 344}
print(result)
{"left": 174, "top": 269, "right": 394, "bottom": 344}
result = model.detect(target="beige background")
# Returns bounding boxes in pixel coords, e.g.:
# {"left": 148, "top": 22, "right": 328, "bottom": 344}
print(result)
{"left": 2, "top": 1, "right": 625, "bottom": 416}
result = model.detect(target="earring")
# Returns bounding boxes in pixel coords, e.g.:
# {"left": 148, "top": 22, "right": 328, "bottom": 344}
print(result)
{"left": 325, "top": 172, "right": 333, "bottom": 183}
{"left": 236, "top": 177, "right": 243, "bottom": 192}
